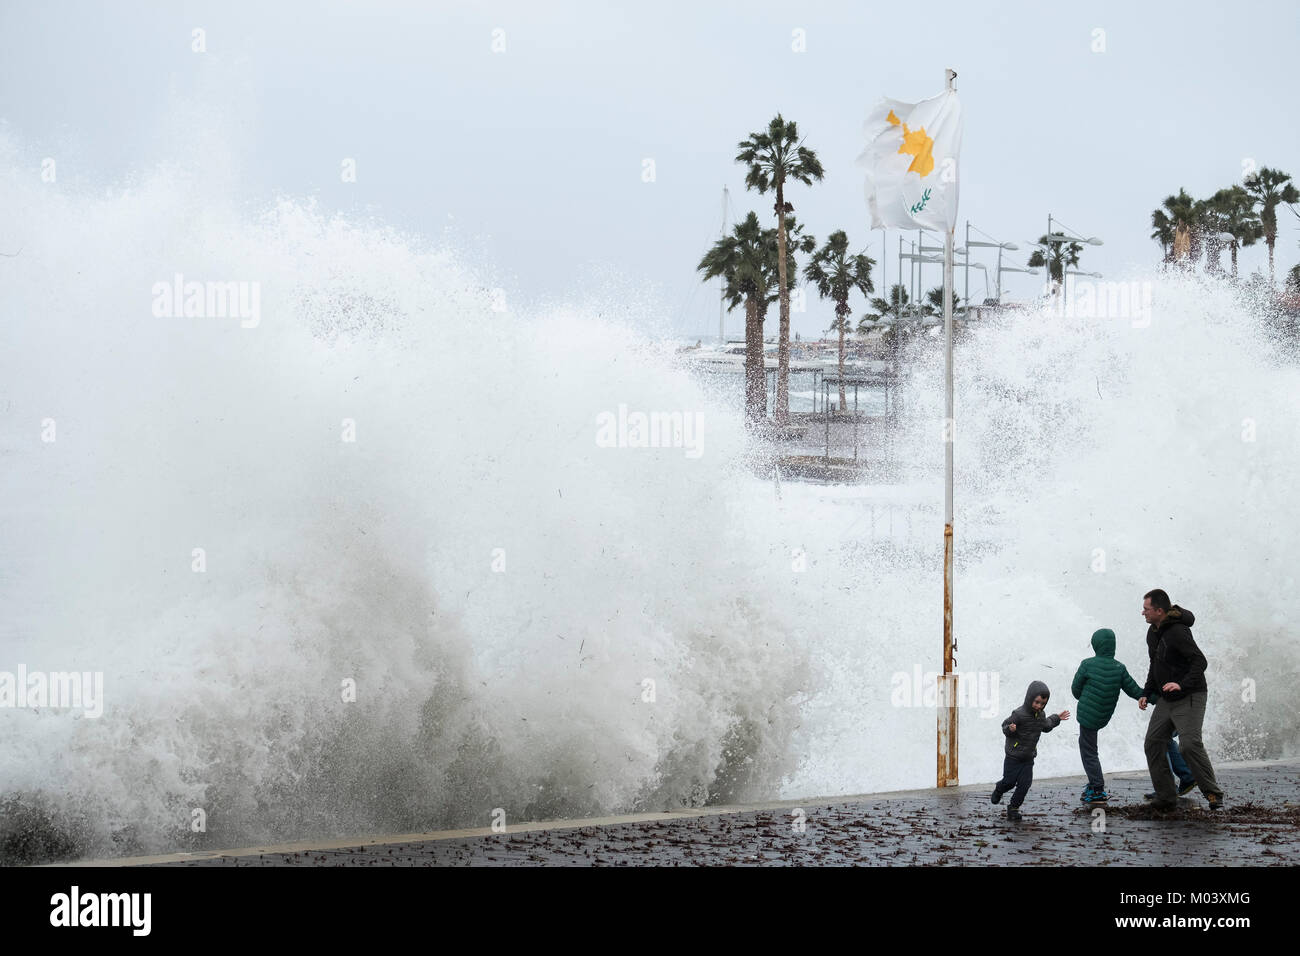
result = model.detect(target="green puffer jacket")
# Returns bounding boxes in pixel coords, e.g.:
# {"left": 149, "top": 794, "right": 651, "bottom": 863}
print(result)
{"left": 1071, "top": 628, "right": 1143, "bottom": 730}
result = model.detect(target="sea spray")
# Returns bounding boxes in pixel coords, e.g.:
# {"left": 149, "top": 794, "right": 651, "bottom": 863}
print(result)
{"left": 792, "top": 272, "right": 1300, "bottom": 794}
{"left": 0, "top": 155, "right": 810, "bottom": 861}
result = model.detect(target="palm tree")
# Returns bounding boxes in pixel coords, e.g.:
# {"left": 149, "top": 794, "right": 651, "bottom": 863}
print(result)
{"left": 1243, "top": 167, "right": 1300, "bottom": 285}
{"left": 762, "top": 214, "right": 816, "bottom": 373}
{"left": 929, "top": 286, "right": 972, "bottom": 314}
{"left": 917, "top": 286, "right": 971, "bottom": 316}
{"left": 697, "top": 212, "right": 773, "bottom": 424}
{"left": 803, "top": 231, "right": 874, "bottom": 409}
{"left": 1150, "top": 189, "right": 1199, "bottom": 265}
{"left": 858, "top": 284, "right": 920, "bottom": 366}
{"left": 1206, "top": 186, "right": 1263, "bottom": 278}
{"left": 859, "top": 283, "right": 911, "bottom": 329}
{"left": 736, "top": 115, "right": 825, "bottom": 426}
{"left": 1150, "top": 209, "right": 1174, "bottom": 261}
{"left": 1027, "top": 236, "right": 1083, "bottom": 289}
{"left": 697, "top": 212, "right": 812, "bottom": 424}
{"left": 1194, "top": 197, "right": 1226, "bottom": 273}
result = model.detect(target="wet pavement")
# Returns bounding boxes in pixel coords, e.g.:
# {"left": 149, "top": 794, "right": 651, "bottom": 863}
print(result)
{"left": 125, "top": 758, "right": 1300, "bottom": 867}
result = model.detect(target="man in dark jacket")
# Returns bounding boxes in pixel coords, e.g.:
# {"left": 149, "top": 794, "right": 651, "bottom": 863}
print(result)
{"left": 1139, "top": 589, "right": 1225, "bottom": 810}
{"left": 991, "top": 680, "right": 1071, "bottom": 820}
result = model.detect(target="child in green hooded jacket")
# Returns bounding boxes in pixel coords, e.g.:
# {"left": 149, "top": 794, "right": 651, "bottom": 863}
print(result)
{"left": 1071, "top": 627, "right": 1143, "bottom": 803}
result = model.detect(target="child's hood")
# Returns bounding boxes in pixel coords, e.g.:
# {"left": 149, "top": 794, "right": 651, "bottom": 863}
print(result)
{"left": 1090, "top": 628, "right": 1116, "bottom": 658}
{"left": 1022, "top": 680, "right": 1051, "bottom": 710}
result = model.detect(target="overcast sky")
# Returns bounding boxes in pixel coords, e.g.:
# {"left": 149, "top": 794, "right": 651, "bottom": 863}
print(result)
{"left": 2, "top": 0, "right": 1297, "bottom": 339}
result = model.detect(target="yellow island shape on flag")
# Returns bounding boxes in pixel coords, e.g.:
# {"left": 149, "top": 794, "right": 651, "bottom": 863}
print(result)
{"left": 886, "top": 109, "right": 935, "bottom": 178}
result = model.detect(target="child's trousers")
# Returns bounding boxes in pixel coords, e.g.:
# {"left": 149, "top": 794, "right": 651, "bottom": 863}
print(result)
{"left": 995, "top": 755, "right": 1034, "bottom": 808}
{"left": 1079, "top": 726, "right": 1105, "bottom": 791}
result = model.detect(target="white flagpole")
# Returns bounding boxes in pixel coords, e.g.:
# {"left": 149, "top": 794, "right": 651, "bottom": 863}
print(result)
{"left": 938, "top": 66, "right": 959, "bottom": 789}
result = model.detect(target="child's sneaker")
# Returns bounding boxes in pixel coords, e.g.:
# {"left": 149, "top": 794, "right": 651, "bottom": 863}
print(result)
{"left": 1206, "top": 792, "right": 1225, "bottom": 811}
{"left": 1006, "top": 806, "right": 1022, "bottom": 821}
{"left": 1089, "top": 789, "right": 1109, "bottom": 803}
{"left": 1080, "top": 787, "right": 1095, "bottom": 804}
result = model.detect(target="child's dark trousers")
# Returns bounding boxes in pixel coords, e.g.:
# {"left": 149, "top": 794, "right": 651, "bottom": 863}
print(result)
{"left": 995, "top": 755, "right": 1034, "bottom": 808}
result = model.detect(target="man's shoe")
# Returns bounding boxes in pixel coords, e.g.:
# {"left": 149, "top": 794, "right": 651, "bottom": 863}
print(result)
{"left": 1006, "top": 806, "right": 1022, "bottom": 821}
{"left": 1144, "top": 795, "right": 1178, "bottom": 810}
{"left": 1146, "top": 783, "right": 1196, "bottom": 798}
{"left": 1206, "top": 792, "right": 1225, "bottom": 811}
{"left": 990, "top": 788, "right": 1003, "bottom": 805}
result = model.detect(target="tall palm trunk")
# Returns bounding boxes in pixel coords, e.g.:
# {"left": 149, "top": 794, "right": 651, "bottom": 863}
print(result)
{"left": 1267, "top": 230, "right": 1276, "bottom": 285}
{"left": 836, "top": 303, "right": 847, "bottom": 409}
{"left": 744, "top": 294, "right": 765, "bottom": 423}
{"left": 1230, "top": 242, "right": 1239, "bottom": 277}
{"left": 774, "top": 180, "right": 790, "bottom": 426}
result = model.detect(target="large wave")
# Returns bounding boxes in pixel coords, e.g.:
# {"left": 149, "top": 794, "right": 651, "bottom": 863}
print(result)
{"left": 1, "top": 138, "right": 1296, "bottom": 863}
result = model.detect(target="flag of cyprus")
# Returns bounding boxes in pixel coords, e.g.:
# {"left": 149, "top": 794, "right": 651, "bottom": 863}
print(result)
{"left": 859, "top": 89, "right": 963, "bottom": 234}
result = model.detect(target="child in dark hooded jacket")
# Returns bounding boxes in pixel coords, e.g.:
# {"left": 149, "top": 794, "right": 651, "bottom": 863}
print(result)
{"left": 991, "top": 680, "right": 1071, "bottom": 819}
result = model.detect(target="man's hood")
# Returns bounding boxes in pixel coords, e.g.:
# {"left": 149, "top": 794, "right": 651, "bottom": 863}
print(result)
{"left": 1162, "top": 606, "right": 1196, "bottom": 629}
{"left": 1023, "top": 680, "right": 1051, "bottom": 709}
{"left": 1091, "top": 628, "right": 1116, "bottom": 657}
